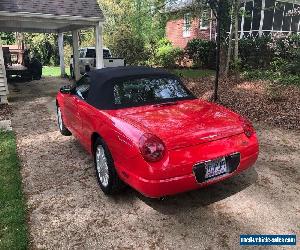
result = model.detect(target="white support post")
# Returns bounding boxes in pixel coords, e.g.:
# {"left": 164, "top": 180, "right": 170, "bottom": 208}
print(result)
{"left": 58, "top": 32, "right": 65, "bottom": 77}
{"left": 95, "top": 22, "right": 104, "bottom": 69}
{"left": 250, "top": 0, "right": 254, "bottom": 36}
{"left": 240, "top": 3, "right": 245, "bottom": 38}
{"left": 259, "top": 0, "right": 266, "bottom": 37}
{"left": 271, "top": 1, "right": 277, "bottom": 33}
{"left": 72, "top": 30, "right": 80, "bottom": 81}
{"left": 280, "top": 3, "right": 286, "bottom": 32}
{"left": 0, "top": 40, "right": 9, "bottom": 104}
{"left": 209, "top": 10, "right": 213, "bottom": 41}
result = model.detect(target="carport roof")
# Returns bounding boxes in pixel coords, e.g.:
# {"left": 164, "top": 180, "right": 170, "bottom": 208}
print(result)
{"left": 0, "top": 0, "right": 104, "bottom": 33}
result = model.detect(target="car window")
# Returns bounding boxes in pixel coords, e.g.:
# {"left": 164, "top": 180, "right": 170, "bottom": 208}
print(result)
{"left": 113, "top": 77, "right": 194, "bottom": 107}
{"left": 103, "top": 49, "right": 111, "bottom": 58}
{"left": 75, "top": 75, "right": 91, "bottom": 100}
{"left": 79, "top": 50, "right": 85, "bottom": 58}
{"left": 86, "top": 49, "right": 96, "bottom": 58}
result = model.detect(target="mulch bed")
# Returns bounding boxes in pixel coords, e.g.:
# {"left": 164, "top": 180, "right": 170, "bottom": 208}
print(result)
{"left": 0, "top": 104, "right": 11, "bottom": 121}
{"left": 184, "top": 77, "right": 300, "bottom": 130}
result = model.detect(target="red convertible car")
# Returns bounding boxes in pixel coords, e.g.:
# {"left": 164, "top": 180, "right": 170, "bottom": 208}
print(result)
{"left": 56, "top": 67, "right": 259, "bottom": 198}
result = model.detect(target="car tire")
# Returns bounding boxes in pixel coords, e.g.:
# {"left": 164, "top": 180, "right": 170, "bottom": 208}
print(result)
{"left": 94, "top": 138, "right": 124, "bottom": 195}
{"left": 56, "top": 105, "right": 72, "bottom": 136}
{"left": 85, "top": 65, "right": 91, "bottom": 73}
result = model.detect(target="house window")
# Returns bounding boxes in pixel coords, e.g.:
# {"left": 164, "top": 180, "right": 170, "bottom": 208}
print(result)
{"left": 183, "top": 13, "right": 191, "bottom": 37}
{"left": 273, "top": 2, "right": 285, "bottom": 31}
{"left": 200, "top": 11, "right": 210, "bottom": 30}
{"left": 244, "top": 1, "right": 254, "bottom": 32}
{"left": 263, "top": 0, "right": 275, "bottom": 31}
{"left": 282, "top": 2, "right": 293, "bottom": 31}
{"left": 291, "top": 4, "right": 300, "bottom": 32}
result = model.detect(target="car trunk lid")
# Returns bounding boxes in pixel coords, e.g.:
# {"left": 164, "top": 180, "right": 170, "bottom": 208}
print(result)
{"left": 110, "top": 99, "right": 244, "bottom": 150}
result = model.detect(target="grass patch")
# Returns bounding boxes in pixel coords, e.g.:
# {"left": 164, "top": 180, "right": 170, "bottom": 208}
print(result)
{"left": 243, "top": 70, "right": 300, "bottom": 86}
{"left": 171, "top": 69, "right": 215, "bottom": 79}
{"left": 0, "top": 131, "right": 28, "bottom": 249}
{"left": 43, "top": 66, "right": 70, "bottom": 77}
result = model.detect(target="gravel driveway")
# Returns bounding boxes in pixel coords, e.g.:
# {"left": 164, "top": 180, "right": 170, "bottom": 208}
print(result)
{"left": 9, "top": 77, "right": 299, "bottom": 249}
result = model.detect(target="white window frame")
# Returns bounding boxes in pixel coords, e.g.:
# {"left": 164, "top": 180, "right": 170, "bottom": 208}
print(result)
{"left": 200, "top": 10, "right": 210, "bottom": 30}
{"left": 183, "top": 13, "right": 191, "bottom": 38}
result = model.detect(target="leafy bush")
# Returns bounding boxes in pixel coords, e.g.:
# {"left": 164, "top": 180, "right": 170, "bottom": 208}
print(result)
{"left": 241, "top": 34, "right": 300, "bottom": 85}
{"left": 271, "top": 34, "right": 300, "bottom": 76}
{"left": 186, "top": 39, "right": 216, "bottom": 69}
{"left": 108, "top": 26, "right": 149, "bottom": 65}
{"left": 243, "top": 69, "right": 300, "bottom": 86}
{"left": 239, "top": 34, "right": 300, "bottom": 72}
{"left": 239, "top": 36, "right": 273, "bottom": 70}
{"left": 153, "top": 38, "right": 183, "bottom": 68}
{"left": 24, "top": 33, "right": 59, "bottom": 66}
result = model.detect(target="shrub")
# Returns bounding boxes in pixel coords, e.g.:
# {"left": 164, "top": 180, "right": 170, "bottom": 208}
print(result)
{"left": 243, "top": 69, "right": 300, "bottom": 86}
{"left": 25, "top": 33, "right": 59, "bottom": 66}
{"left": 108, "top": 25, "right": 150, "bottom": 65}
{"left": 186, "top": 39, "right": 216, "bottom": 69}
{"left": 240, "top": 34, "right": 300, "bottom": 85}
{"left": 239, "top": 34, "right": 300, "bottom": 72}
{"left": 154, "top": 38, "right": 183, "bottom": 68}
{"left": 239, "top": 36, "right": 273, "bottom": 70}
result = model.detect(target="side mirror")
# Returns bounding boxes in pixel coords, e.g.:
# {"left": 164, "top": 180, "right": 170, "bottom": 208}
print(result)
{"left": 60, "top": 85, "right": 74, "bottom": 94}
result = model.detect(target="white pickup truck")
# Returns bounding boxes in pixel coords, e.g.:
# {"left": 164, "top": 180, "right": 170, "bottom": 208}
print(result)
{"left": 70, "top": 47, "right": 125, "bottom": 77}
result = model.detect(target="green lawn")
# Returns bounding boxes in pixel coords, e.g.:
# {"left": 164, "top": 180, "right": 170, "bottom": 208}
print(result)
{"left": 171, "top": 69, "right": 215, "bottom": 79}
{"left": 0, "top": 131, "right": 28, "bottom": 250}
{"left": 42, "top": 66, "right": 214, "bottom": 79}
{"left": 42, "top": 66, "right": 70, "bottom": 77}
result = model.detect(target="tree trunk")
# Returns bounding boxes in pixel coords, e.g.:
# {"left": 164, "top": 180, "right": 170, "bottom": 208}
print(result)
{"left": 213, "top": 17, "right": 221, "bottom": 102}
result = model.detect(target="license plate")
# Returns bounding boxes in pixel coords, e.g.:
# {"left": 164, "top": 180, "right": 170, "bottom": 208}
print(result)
{"left": 204, "top": 157, "right": 227, "bottom": 180}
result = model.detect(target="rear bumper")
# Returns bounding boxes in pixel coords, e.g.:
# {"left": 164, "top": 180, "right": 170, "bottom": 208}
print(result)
{"left": 119, "top": 150, "right": 258, "bottom": 198}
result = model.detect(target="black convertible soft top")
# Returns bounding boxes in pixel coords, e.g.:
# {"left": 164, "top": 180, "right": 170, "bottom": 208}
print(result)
{"left": 86, "top": 66, "right": 178, "bottom": 109}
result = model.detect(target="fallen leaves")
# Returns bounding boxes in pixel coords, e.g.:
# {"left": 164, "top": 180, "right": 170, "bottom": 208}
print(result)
{"left": 0, "top": 104, "right": 11, "bottom": 121}
{"left": 184, "top": 77, "right": 300, "bottom": 130}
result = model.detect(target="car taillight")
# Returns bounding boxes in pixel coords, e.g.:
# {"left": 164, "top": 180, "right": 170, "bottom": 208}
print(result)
{"left": 240, "top": 117, "right": 255, "bottom": 138}
{"left": 139, "top": 134, "right": 166, "bottom": 162}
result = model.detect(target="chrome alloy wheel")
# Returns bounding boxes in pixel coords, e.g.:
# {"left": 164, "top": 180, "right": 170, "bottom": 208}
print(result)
{"left": 96, "top": 145, "right": 110, "bottom": 187}
{"left": 57, "top": 107, "right": 63, "bottom": 131}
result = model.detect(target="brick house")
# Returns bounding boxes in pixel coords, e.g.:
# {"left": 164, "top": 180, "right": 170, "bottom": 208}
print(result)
{"left": 166, "top": 0, "right": 300, "bottom": 49}
{"left": 166, "top": 0, "right": 216, "bottom": 48}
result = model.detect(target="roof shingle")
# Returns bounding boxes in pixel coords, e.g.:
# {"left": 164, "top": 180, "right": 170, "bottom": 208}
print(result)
{"left": 165, "top": 0, "right": 194, "bottom": 12}
{"left": 0, "top": 0, "right": 103, "bottom": 19}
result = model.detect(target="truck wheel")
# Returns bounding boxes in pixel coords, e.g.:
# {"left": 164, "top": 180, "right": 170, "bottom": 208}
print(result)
{"left": 85, "top": 65, "right": 91, "bottom": 73}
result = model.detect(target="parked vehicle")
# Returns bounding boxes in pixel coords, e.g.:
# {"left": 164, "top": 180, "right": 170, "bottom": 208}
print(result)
{"left": 70, "top": 47, "right": 125, "bottom": 77}
{"left": 2, "top": 46, "right": 42, "bottom": 80}
{"left": 56, "top": 66, "right": 259, "bottom": 198}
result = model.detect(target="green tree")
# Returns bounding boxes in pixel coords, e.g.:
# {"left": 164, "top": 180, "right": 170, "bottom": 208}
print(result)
{"left": 98, "top": 0, "right": 167, "bottom": 65}
{"left": 0, "top": 32, "right": 16, "bottom": 45}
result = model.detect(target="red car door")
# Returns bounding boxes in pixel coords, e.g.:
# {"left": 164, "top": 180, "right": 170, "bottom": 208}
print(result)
{"left": 65, "top": 75, "right": 93, "bottom": 143}
{"left": 77, "top": 101, "right": 98, "bottom": 152}
{"left": 63, "top": 95, "right": 82, "bottom": 137}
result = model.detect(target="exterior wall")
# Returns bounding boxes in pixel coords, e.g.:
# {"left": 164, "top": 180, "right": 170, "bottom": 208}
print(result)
{"left": 0, "top": 43, "right": 9, "bottom": 104}
{"left": 166, "top": 0, "right": 300, "bottom": 48}
{"left": 166, "top": 17, "right": 214, "bottom": 48}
